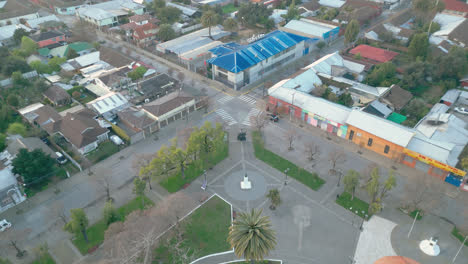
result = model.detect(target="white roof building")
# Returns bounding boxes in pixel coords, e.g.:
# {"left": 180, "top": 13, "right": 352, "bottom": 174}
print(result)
{"left": 157, "top": 26, "right": 228, "bottom": 54}
{"left": 61, "top": 51, "right": 101, "bottom": 71}
{"left": 0, "top": 24, "right": 31, "bottom": 44}
{"left": 26, "top": 15, "right": 60, "bottom": 29}
{"left": 87, "top": 92, "right": 130, "bottom": 119}
{"left": 318, "top": 0, "right": 346, "bottom": 8}
{"left": 167, "top": 2, "right": 199, "bottom": 17}
{"left": 346, "top": 110, "right": 415, "bottom": 147}
{"left": 283, "top": 19, "right": 338, "bottom": 39}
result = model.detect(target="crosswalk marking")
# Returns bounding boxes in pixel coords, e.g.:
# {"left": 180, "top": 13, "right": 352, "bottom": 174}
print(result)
{"left": 242, "top": 108, "right": 261, "bottom": 126}
{"left": 217, "top": 95, "right": 234, "bottom": 104}
{"left": 215, "top": 109, "right": 237, "bottom": 126}
{"left": 238, "top": 94, "right": 256, "bottom": 105}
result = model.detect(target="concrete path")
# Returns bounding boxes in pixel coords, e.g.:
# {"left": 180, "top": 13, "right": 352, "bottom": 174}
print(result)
{"left": 354, "top": 216, "right": 397, "bottom": 264}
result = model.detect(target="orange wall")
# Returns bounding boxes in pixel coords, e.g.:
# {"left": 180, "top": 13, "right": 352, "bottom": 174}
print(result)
{"left": 346, "top": 125, "right": 405, "bottom": 160}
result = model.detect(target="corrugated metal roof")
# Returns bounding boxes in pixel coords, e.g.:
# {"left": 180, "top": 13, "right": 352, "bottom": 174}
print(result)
{"left": 208, "top": 31, "right": 309, "bottom": 73}
{"left": 87, "top": 92, "right": 128, "bottom": 114}
{"left": 26, "top": 15, "right": 60, "bottom": 29}
{"left": 282, "top": 69, "right": 322, "bottom": 93}
{"left": 268, "top": 85, "right": 351, "bottom": 124}
{"left": 346, "top": 110, "right": 414, "bottom": 147}
{"left": 284, "top": 19, "right": 338, "bottom": 37}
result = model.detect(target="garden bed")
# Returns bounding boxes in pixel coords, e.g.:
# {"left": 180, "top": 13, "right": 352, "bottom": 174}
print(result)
{"left": 153, "top": 195, "right": 232, "bottom": 263}
{"left": 451, "top": 227, "right": 468, "bottom": 247}
{"left": 32, "top": 252, "right": 56, "bottom": 264}
{"left": 336, "top": 192, "right": 370, "bottom": 219}
{"left": 72, "top": 196, "right": 154, "bottom": 255}
{"left": 252, "top": 131, "right": 325, "bottom": 190}
{"left": 160, "top": 137, "right": 229, "bottom": 193}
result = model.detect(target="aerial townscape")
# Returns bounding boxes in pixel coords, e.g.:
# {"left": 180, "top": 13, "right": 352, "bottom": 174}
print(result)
{"left": 0, "top": 0, "right": 467, "bottom": 263}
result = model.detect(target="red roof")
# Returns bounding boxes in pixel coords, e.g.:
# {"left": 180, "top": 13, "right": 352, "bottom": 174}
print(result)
{"left": 443, "top": 0, "right": 468, "bottom": 14}
{"left": 133, "top": 23, "right": 158, "bottom": 40}
{"left": 349, "top": 45, "right": 398, "bottom": 63}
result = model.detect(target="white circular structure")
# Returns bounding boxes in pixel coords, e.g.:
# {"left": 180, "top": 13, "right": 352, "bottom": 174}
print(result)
{"left": 419, "top": 238, "right": 440, "bottom": 256}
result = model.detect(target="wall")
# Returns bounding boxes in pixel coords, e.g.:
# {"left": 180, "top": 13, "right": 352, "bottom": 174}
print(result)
{"left": 346, "top": 125, "right": 404, "bottom": 160}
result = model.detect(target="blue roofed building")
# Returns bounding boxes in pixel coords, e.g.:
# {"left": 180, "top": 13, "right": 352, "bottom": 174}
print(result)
{"left": 207, "top": 30, "right": 313, "bottom": 90}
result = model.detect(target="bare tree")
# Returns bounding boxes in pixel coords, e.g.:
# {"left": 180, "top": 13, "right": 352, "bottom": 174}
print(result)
{"left": 3, "top": 228, "right": 30, "bottom": 258}
{"left": 250, "top": 111, "right": 267, "bottom": 132}
{"left": 200, "top": 96, "right": 212, "bottom": 113}
{"left": 49, "top": 201, "right": 68, "bottom": 225}
{"left": 99, "top": 193, "right": 198, "bottom": 263}
{"left": 304, "top": 142, "right": 321, "bottom": 165}
{"left": 167, "top": 68, "right": 174, "bottom": 77}
{"left": 328, "top": 150, "right": 346, "bottom": 186}
{"left": 402, "top": 172, "right": 444, "bottom": 214}
{"left": 284, "top": 129, "right": 298, "bottom": 151}
{"left": 177, "top": 72, "right": 185, "bottom": 83}
{"left": 92, "top": 169, "right": 114, "bottom": 202}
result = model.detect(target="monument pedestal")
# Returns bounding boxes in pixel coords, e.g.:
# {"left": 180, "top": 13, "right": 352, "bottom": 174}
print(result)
{"left": 419, "top": 237, "right": 440, "bottom": 256}
{"left": 240, "top": 174, "right": 251, "bottom": 190}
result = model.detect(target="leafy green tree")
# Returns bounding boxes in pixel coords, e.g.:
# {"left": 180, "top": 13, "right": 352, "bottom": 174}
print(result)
{"left": 434, "top": 46, "right": 468, "bottom": 80}
{"left": 153, "top": 0, "right": 166, "bottom": 9}
{"left": 366, "top": 167, "right": 380, "bottom": 203}
{"left": 33, "top": 243, "right": 50, "bottom": 264}
{"left": 157, "top": 24, "right": 176, "bottom": 42}
{"left": 128, "top": 66, "right": 148, "bottom": 80}
{"left": 67, "top": 48, "right": 79, "bottom": 59}
{"left": 228, "top": 209, "right": 276, "bottom": 262}
{"left": 380, "top": 170, "right": 396, "bottom": 200}
{"left": 29, "top": 60, "right": 53, "bottom": 74}
{"left": 316, "top": 41, "right": 326, "bottom": 51}
{"left": 11, "top": 71, "right": 28, "bottom": 86}
{"left": 2, "top": 56, "right": 31, "bottom": 75}
{"left": 141, "top": 145, "right": 174, "bottom": 183}
{"left": 20, "top": 36, "right": 38, "bottom": 56}
{"left": 48, "top": 57, "right": 67, "bottom": 72}
{"left": 338, "top": 92, "right": 353, "bottom": 107}
{"left": 102, "top": 201, "right": 119, "bottom": 226}
{"left": 223, "top": 18, "right": 238, "bottom": 32}
{"left": 201, "top": 10, "right": 220, "bottom": 38}
{"left": 168, "top": 138, "right": 191, "bottom": 179}
{"left": 0, "top": 257, "right": 12, "bottom": 264}
{"left": 408, "top": 33, "right": 429, "bottom": 59}
{"left": 365, "top": 62, "right": 396, "bottom": 86}
{"left": 369, "top": 199, "right": 382, "bottom": 214}
{"left": 0, "top": 133, "right": 6, "bottom": 152}
{"left": 343, "top": 170, "right": 360, "bottom": 200}
{"left": 133, "top": 177, "right": 147, "bottom": 208}
{"left": 7, "top": 94, "right": 19, "bottom": 107}
{"left": 7, "top": 122, "right": 26, "bottom": 136}
{"left": 13, "top": 28, "right": 29, "bottom": 44}
{"left": 0, "top": 46, "right": 10, "bottom": 57}
{"left": 345, "top": 19, "right": 360, "bottom": 43}
{"left": 92, "top": 41, "right": 101, "bottom": 50}
{"left": 64, "top": 208, "right": 89, "bottom": 243}
{"left": 12, "top": 148, "right": 55, "bottom": 186}
{"left": 284, "top": 0, "right": 299, "bottom": 22}
{"left": 157, "top": 7, "right": 182, "bottom": 24}
{"left": 423, "top": 21, "right": 440, "bottom": 33}
{"left": 264, "top": 18, "right": 275, "bottom": 31}
{"left": 400, "top": 61, "right": 432, "bottom": 91}
{"left": 266, "top": 189, "right": 281, "bottom": 210}
{"left": 238, "top": 2, "right": 273, "bottom": 26}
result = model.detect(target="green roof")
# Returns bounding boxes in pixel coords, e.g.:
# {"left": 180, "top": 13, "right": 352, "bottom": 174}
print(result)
{"left": 387, "top": 112, "right": 407, "bottom": 124}
{"left": 49, "top": 45, "right": 69, "bottom": 57}
{"left": 69, "top": 42, "right": 93, "bottom": 52}
{"left": 38, "top": 48, "right": 50, "bottom": 56}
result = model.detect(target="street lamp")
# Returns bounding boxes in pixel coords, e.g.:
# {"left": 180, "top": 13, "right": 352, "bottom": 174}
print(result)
{"left": 201, "top": 170, "right": 207, "bottom": 191}
{"left": 284, "top": 168, "right": 290, "bottom": 185}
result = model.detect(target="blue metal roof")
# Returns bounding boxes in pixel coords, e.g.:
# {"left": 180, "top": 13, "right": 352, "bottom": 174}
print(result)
{"left": 207, "top": 30, "right": 310, "bottom": 73}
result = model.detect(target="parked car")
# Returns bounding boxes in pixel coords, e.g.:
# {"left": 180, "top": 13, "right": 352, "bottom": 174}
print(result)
{"left": 268, "top": 113, "right": 279, "bottom": 122}
{"left": 455, "top": 107, "right": 468, "bottom": 115}
{"left": 110, "top": 135, "right": 124, "bottom": 145}
{"left": 41, "top": 137, "right": 50, "bottom": 145}
{"left": 56, "top": 152, "right": 68, "bottom": 164}
{"left": 0, "top": 219, "right": 11, "bottom": 232}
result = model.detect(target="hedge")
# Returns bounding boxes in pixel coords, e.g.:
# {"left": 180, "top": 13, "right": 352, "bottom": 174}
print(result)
{"left": 111, "top": 123, "right": 130, "bottom": 143}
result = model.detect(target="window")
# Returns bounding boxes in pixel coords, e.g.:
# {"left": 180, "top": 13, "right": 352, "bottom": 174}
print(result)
{"left": 384, "top": 145, "right": 390, "bottom": 154}
{"left": 367, "top": 138, "right": 373, "bottom": 146}
{"left": 349, "top": 130, "right": 354, "bottom": 140}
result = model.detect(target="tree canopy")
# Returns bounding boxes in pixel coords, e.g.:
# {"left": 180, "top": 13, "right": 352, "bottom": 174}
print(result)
{"left": 7, "top": 122, "right": 26, "bottom": 136}
{"left": 408, "top": 33, "right": 429, "bottom": 59}
{"left": 365, "top": 62, "right": 397, "bottom": 86}
{"left": 157, "top": 24, "right": 176, "bottom": 42}
{"left": 223, "top": 18, "right": 238, "bottom": 32}
{"left": 237, "top": 3, "right": 273, "bottom": 27}
{"left": 64, "top": 208, "right": 89, "bottom": 243}
{"left": 12, "top": 148, "right": 55, "bottom": 186}
{"left": 201, "top": 10, "right": 221, "bottom": 38}
{"left": 156, "top": 6, "right": 182, "bottom": 24}
{"left": 345, "top": 19, "right": 360, "bottom": 43}
{"left": 2, "top": 56, "right": 31, "bottom": 75}
{"left": 13, "top": 28, "right": 29, "bottom": 44}
{"left": 20, "top": 36, "right": 38, "bottom": 57}
{"left": 128, "top": 66, "right": 148, "bottom": 81}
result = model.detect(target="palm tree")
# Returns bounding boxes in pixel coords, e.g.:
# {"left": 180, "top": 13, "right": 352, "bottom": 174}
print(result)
{"left": 228, "top": 209, "right": 276, "bottom": 263}
{"left": 266, "top": 189, "right": 281, "bottom": 210}
{"left": 201, "top": 10, "right": 219, "bottom": 39}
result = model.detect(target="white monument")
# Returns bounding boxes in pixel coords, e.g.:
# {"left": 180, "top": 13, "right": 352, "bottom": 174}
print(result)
{"left": 419, "top": 237, "right": 440, "bottom": 256}
{"left": 240, "top": 173, "right": 252, "bottom": 190}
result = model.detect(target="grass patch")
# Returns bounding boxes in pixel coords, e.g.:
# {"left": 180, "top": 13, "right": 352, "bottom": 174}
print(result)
{"left": 86, "top": 140, "right": 120, "bottom": 164}
{"left": 451, "top": 227, "right": 468, "bottom": 246}
{"left": 222, "top": 3, "right": 239, "bottom": 13}
{"left": 160, "top": 138, "right": 229, "bottom": 193}
{"left": 336, "top": 192, "right": 370, "bottom": 219}
{"left": 72, "top": 195, "right": 154, "bottom": 255}
{"left": 153, "top": 196, "right": 231, "bottom": 263}
{"left": 32, "top": 252, "right": 56, "bottom": 264}
{"left": 252, "top": 131, "right": 325, "bottom": 190}
{"left": 409, "top": 209, "right": 423, "bottom": 220}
